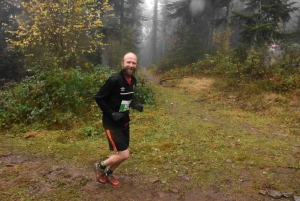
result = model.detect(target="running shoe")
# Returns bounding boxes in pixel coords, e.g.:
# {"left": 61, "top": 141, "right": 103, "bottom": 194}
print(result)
{"left": 93, "top": 163, "right": 107, "bottom": 183}
{"left": 106, "top": 175, "right": 120, "bottom": 186}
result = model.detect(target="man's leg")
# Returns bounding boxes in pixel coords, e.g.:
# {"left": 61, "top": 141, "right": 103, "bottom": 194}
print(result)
{"left": 102, "top": 149, "right": 130, "bottom": 186}
{"left": 104, "top": 149, "right": 130, "bottom": 169}
{"left": 104, "top": 127, "right": 130, "bottom": 169}
{"left": 95, "top": 126, "right": 130, "bottom": 186}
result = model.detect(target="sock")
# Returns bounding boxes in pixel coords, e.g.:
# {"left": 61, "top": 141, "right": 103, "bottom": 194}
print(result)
{"left": 99, "top": 161, "right": 106, "bottom": 170}
{"left": 106, "top": 168, "right": 113, "bottom": 177}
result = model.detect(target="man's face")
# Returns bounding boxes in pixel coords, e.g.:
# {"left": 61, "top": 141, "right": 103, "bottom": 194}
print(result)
{"left": 122, "top": 53, "right": 137, "bottom": 77}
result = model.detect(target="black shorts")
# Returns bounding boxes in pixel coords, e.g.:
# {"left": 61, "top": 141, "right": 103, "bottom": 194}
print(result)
{"left": 105, "top": 124, "right": 130, "bottom": 152}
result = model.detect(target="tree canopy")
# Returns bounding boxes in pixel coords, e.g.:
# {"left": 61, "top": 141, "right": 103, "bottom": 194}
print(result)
{"left": 4, "top": 0, "right": 111, "bottom": 70}
{"left": 230, "top": 0, "right": 299, "bottom": 47}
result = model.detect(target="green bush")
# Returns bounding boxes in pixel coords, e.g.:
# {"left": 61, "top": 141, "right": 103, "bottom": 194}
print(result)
{"left": 0, "top": 65, "right": 155, "bottom": 131}
{"left": 189, "top": 46, "right": 300, "bottom": 93}
{"left": 135, "top": 76, "right": 155, "bottom": 105}
{"left": 0, "top": 66, "right": 110, "bottom": 130}
{"left": 79, "top": 125, "right": 101, "bottom": 138}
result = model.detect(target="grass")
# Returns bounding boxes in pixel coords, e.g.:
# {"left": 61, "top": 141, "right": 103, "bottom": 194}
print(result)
{"left": 0, "top": 73, "right": 300, "bottom": 200}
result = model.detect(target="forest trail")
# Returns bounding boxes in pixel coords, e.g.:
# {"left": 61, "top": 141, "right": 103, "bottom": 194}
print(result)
{"left": 0, "top": 71, "right": 299, "bottom": 201}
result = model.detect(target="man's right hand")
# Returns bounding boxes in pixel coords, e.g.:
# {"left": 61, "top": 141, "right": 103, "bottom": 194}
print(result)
{"left": 111, "top": 112, "right": 124, "bottom": 121}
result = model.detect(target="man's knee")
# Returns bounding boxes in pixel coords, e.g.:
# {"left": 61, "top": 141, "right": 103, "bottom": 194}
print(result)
{"left": 119, "top": 149, "right": 130, "bottom": 160}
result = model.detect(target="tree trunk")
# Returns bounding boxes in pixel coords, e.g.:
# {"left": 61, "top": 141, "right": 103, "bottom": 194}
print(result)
{"left": 120, "top": 0, "right": 124, "bottom": 55}
{"left": 206, "top": 0, "right": 214, "bottom": 50}
{"left": 225, "top": 0, "right": 234, "bottom": 28}
{"left": 151, "top": 0, "right": 158, "bottom": 62}
{"left": 160, "top": 0, "right": 169, "bottom": 58}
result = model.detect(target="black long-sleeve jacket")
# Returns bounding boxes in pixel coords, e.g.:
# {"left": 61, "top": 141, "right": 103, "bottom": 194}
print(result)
{"left": 95, "top": 70, "right": 138, "bottom": 128}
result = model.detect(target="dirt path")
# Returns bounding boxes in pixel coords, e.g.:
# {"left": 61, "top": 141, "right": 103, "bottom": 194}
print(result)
{"left": 141, "top": 68, "right": 160, "bottom": 84}
{"left": 0, "top": 71, "right": 299, "bottom": 201}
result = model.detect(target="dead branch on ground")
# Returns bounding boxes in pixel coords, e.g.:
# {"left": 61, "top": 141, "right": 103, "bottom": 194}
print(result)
{"left": 195, "top": 95, "right": 218, "bottom": 102}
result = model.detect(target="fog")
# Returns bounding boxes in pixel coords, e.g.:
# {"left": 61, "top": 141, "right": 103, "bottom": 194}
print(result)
{"left": 138, "top": 0, "right": 300, "bottom": 67}
{"left": 287, "top": 0, "right": 300, "bottom": 30}
{"left": 189, "top": 0, "right": 205, "bottom": 16}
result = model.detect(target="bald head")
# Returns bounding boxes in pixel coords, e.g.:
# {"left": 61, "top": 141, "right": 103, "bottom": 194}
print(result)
{"left": 122, "top": 52, "right": 138, "bottom": 62}
{"left": 121, "top": 52, "right": 138, "bottom": 78}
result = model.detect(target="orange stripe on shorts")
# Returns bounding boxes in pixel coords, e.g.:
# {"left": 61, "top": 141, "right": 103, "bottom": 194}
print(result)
{"left": 106, "top": 129, "right": 117, "bottom": 152}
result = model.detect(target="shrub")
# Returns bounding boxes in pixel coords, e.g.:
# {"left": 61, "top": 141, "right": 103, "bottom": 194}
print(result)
{"left": 0, "top": 65, "right": 155, "bottom": 131}
{"left": 0, "top": 66, "right": 110, "bottom": 130}
{"left": 135, "top": 76, "right": 155, "bottom": 105}
{"left": 192, "top": 44, "right": 300, "bottom": 92}
{"left": 80, "top": 125, "right": 101, "bottom": 138}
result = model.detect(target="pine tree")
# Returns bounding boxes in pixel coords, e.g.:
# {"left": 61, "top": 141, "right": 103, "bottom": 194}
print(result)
{"left": 230, "top": 0, "right": 299, "bottom": 47}
{"left": 103, "top": 0, "right": 145, "bottom": 67}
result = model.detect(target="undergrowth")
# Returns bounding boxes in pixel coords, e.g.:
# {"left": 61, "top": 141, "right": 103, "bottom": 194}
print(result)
{"left": 152, "top": 28, "right": 300, "bottom": 94}
{"left": 0, "top": 66, "right": 155, "bottom": 133}
{"left": 148, "top": 39, "right": 300, "bottom": 136}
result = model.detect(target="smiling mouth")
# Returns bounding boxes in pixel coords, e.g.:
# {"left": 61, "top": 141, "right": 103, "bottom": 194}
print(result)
{"left": 127, "top": 69, "right": 135, "bottom": 73}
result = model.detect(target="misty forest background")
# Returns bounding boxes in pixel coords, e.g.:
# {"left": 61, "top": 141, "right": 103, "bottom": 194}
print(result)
{"left": 1, "top": 0, "right": 300, "bottom": 133}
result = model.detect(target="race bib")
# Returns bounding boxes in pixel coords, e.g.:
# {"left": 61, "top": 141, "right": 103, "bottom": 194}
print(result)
{"left": 119, "top": 100, "right": 131, "bottom": 112}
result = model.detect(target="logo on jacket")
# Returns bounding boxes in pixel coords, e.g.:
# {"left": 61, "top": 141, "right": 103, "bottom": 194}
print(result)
{"left": 120, "top": 87, "right": 125, "bottom": 91}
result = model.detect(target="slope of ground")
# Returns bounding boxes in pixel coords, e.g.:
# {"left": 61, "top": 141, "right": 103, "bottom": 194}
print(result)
{"left": 0, "top": 71, "right": 299, "bottom": 201}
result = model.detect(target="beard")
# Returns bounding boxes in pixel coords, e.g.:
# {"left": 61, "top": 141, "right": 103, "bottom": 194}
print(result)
{"left": 122, "top": 68, "right": 136, "bottom": 77}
